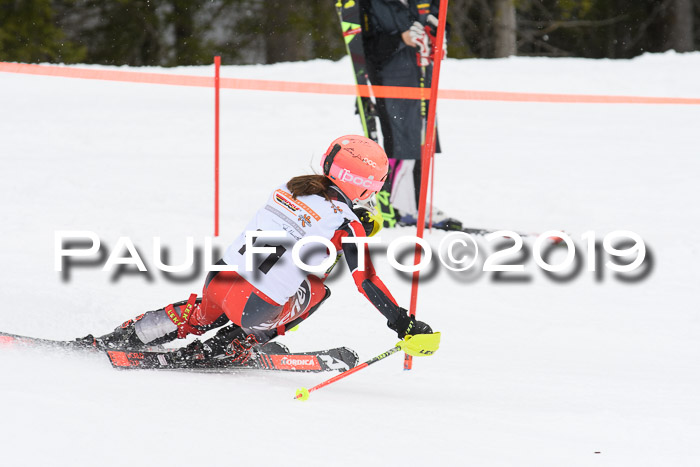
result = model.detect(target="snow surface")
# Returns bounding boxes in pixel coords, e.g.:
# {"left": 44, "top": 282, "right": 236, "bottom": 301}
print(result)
{"left": 1, "top": 53, "right": 699, "bottom": 466}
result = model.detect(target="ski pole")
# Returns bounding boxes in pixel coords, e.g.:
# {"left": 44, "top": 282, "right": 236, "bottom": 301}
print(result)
{"left": 294, "top": 344, "right": 403, "bottom": 401}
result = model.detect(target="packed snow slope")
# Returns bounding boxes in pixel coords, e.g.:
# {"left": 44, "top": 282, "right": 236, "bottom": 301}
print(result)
{"left": 1, "top": 52, "right": 699, "bottom": 467}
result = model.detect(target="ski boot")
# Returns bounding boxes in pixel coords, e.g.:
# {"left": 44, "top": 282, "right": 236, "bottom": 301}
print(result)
{"left": 75, "top": 296, "right": 208, "bottom": 351}
{"left": 398, "top": 204, "right": 463, "bottom": 231}
{"left": 258, "top": 341, "right": 289, "bottom": 354}
{"left": 73, "top": 319, "right": 149, "bottom": 351}
{"left": 172, "top": 325, "right": 263, "bottom": 367}
{"left": 72, "top": 334, "right": 99, "bottom": 350}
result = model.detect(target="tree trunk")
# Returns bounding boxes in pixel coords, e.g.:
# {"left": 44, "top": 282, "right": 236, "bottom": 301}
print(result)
{"left": 493, "top": 0, "right": 516, "bottom": 57}
{"left": 664, "top": 0, "right": 694, "bottom": 52}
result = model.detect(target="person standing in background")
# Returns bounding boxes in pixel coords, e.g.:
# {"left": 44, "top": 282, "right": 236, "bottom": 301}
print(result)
{"left": 362, "top": 0, "right": 462, "bottom": 230}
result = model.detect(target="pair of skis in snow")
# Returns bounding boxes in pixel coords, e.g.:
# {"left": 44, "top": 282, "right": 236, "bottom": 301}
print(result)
{"left": 0, "top": 331, "right": 359, "bottom": 373}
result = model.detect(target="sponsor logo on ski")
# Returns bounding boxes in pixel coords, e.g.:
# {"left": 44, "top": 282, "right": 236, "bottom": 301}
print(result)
{"left": 281, "top": 357, "right": 315, "bottom": 366}
{"left": 319, "top": 354, "right": 350, "bottom": 370}
{"left": 107, "top": 351, "right": 138, "bottom": 367}
{"left": 270, "top": 354, "right": 322, "bottom": 370}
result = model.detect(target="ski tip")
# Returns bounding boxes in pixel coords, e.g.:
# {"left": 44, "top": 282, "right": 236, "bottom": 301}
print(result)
{"left": 295, "top": 387, "right": 310, "bottom": 401}
{"left": 0, "top": 335, "right": 17, "bottom": 346}
{"left": 549, "top": 234, "right": 565, "bottom": 244}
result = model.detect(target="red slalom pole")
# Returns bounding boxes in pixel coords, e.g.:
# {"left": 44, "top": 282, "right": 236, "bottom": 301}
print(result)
{"left": 214, "top": 56, "right": 221, "bottom": 237}
{"left": 405, "top": 1, "right": 449, "bottom": 371}
{"left": 428, "top": 147, "right": 435, "bottom": 231}
{"left": 295, "top": 345, "right": 403, "bottom": 401}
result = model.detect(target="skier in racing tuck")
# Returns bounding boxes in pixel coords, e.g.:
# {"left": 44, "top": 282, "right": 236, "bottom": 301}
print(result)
{"left": 77, "top": 135, "right": 435, "bottom": 366}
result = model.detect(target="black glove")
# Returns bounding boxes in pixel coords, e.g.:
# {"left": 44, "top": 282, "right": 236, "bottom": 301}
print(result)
{"left": 389, "top": 308, "right": 433, "bottom": 339}
{"left": 353, "top": 201, "right": 382, "bottom": 237}
{"left": 353, "top": 207, "right": 375, "bottom": 236}
{"left": 409, "top": 319, "right": 433, "bottom": 336}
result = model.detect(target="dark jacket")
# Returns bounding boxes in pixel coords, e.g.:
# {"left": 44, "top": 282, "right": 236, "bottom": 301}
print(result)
{"left": 362, "top": 0, "right": 441, "bottom": 160}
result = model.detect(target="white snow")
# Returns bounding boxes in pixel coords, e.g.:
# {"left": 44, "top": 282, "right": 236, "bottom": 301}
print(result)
{"left": 1, "top": 53, "right": 699, "bottom": 467}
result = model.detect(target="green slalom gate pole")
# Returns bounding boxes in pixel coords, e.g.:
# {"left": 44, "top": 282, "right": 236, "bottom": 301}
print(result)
{"left": 295, "top": 345, "right": 403, "bottom": 401}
